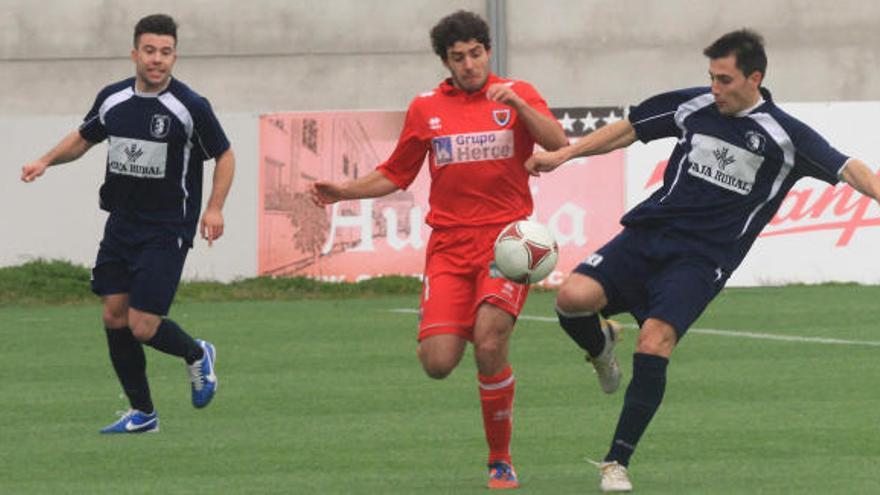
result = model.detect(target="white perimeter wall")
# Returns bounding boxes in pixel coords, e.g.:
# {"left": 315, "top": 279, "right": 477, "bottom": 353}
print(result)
{"left": 6, "top": 102, "right": 880, "bottom": 286}
{"left": 4, "top": 0, "right": 880, "bottom": 285}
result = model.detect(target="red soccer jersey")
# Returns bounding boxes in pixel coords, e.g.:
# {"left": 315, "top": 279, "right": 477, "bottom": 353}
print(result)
{"left": 377, "top": 73, "right": 558, "bottom": 228}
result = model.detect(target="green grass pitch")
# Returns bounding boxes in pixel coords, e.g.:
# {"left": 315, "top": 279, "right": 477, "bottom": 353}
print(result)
{"left": 1, "top": 286, "right": 879, "bottom": 494}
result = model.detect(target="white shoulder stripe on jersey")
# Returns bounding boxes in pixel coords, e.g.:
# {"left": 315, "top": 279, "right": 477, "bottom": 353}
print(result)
{"left": 674, "top": 93, "right": 715, "bottom": 131}
{"left": 158, "top": 93, "right": 194, "bottom": 219}
{"left": 630, "top": 110, "right": 676, "bottom": 127}
{"left": 739, "top": 112, "right": 796, "bottom": 238}
{"left": 158, "top": 93, "right": 194, "bottom": 139}
{"left": 98, "top": 87, "right": 135, "bottom": 126}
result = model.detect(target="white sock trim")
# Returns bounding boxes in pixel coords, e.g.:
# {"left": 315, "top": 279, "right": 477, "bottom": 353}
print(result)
{"left": 555, "top": 306, "right": 596, "bottom": 318}
{"left": 479, "top": 374, "right": 515, "bottom": 391}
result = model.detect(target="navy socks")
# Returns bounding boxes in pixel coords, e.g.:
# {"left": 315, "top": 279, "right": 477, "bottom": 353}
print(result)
{"left": 105, "top": 327, "right": 153, "bottom": 414}
{"left": 556, "top": 307, "right": 606, "bottom": 358}
{"left": 605, "top": 353, "right": 669, "bottom": 466}
{"left": 146, "top": 319, "right": 203, "bottom": 364}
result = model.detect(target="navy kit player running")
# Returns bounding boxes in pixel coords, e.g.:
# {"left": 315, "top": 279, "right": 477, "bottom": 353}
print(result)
{"left": 526, "top": 30, "right": 880, "bottom": 492}
{"left": 21, "top": 14, "right": 234, "bottom": 433}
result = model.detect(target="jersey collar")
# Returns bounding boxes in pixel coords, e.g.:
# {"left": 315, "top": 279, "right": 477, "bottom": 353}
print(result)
{"left": 133, "top": 77, "right": 173, "bottom": 98}
{"left": 734, "top": 96, "right": 766, "bottom": 117}
{"left": 439, "top": 73, "right": 501, "bottom": 97}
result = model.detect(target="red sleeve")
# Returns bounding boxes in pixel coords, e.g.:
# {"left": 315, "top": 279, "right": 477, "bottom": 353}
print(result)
{"left": 512, "top": 80, "right": 554, "bottom": 119}
{"left": 376, "top": 100, "right": 429, "bottom": 190}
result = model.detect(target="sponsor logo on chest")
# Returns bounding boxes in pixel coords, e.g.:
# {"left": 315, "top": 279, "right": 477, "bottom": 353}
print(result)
{"left": 687, "top": 133, "right": 763, "bottom": 195}
{"left": 431, "top": 129, "right": 514, "bottom": 166}
{"left": 107, "top": 137, "right": 168, "bottom": 179}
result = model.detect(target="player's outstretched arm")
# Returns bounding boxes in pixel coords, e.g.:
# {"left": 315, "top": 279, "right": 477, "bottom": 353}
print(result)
{"left": 20, "top": 130, "right": 94, "bottom": 182}
{"left": 486, "top": 83, "right": 568, "bottom": 151}
{"left": 524, "top": 119, "right": 638, "bottom": 176}
{"left": 310, "top": 170, "right": 400, "bottom": 206}
{"left": 840, "top": 159, "right": 880, "bottom": 202}
{"left": 200, "top": 148, "right": 235, "bottom": 246}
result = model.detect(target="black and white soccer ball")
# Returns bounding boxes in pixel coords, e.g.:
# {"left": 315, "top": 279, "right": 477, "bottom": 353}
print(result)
{"left": 493, "top": 220, "right": 559, "bottom": 284}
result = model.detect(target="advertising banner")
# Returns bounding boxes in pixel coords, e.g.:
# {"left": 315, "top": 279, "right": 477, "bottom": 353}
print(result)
{"left": 258, "top": 107, "right": 628, "bottom": 286}
{"left": 261, "top": 102, "right": 880, "bottom": 287}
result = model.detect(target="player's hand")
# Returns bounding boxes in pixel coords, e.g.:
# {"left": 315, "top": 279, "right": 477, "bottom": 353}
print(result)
{"left": 200, "top": 206, "right": 224, "bottom": 247}
{"left": 486, "top": 83, "right": 525, "bottom": 109}
{"left": 21, "top": 160, "right": 49, "bottom": 182}
{"left": 310, "top": 181, "right": 345, "bottom": 206}
{"left": 525, "top": 148, "right": 571, "bottom": 177}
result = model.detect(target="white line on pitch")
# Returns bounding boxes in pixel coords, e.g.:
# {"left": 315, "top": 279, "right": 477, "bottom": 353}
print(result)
{"left": 388, "top": 309, "right": 880, "bottom": 347}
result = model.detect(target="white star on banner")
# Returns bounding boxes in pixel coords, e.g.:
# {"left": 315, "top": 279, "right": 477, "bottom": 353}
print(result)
{"left": 579, "top": 112, "right": 599, "bottom": 132}
{"left": 602, "top": 110, "right": 622, "bottom": 126}
{"left": 557, "top": 112, "right": 576, "bottom": 132}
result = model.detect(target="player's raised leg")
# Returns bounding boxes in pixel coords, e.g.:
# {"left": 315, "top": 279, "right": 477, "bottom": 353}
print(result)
{"left": 125, "top": 237, "right": 217, "bottom": 408}
{"left": 556, "top": 272, "right": 622, "bottom": 393}
{"left": 128, "top": 309, "right": 216, "bottom": 408}
{"left": 473, "top": 303, "right": 518, "bottom": 489}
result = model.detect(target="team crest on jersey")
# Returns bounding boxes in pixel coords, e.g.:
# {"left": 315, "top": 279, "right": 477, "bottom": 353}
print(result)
{"left": 492, "top": 109, "right": 511, "bottom": 127}
{"left": 150, "top": 114, "right": 171, "bottom": 139}
{"left": 745, "top": 131, "right": 766, "bottom": 153}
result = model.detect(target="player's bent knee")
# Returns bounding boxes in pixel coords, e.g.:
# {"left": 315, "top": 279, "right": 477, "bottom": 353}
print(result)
{"left": 417, "top": 346, "right": 460, "bottom": 379}
{"left": 127, "top": 311, "right": 162, "bottom": 342}
{"left": 556, "top": 278, "right": 605, "bottom": 314}
{"left": 420, "top": 359, "right": 456, "bottom": 380}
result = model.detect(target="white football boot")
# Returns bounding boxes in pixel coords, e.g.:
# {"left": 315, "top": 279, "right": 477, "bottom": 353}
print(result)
{"left": 598, "top": 461, "right": 633, "bottom": 492}
{"left": 586, "top": 320, "right": 623, "bottom": 394}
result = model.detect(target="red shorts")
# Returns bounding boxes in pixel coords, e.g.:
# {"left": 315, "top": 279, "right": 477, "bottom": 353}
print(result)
{"left": 419, "top": 225, "right": 530, "bottom": 341}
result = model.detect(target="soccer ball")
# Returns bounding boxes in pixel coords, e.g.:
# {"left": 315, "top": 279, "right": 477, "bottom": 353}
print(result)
{"left": 493, "top": 220, "right": 559, "bottom": 284}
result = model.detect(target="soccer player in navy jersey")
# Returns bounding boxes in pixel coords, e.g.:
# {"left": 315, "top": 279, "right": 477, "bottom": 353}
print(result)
{"left": 526, "top": 29, "right": 880, "bottom": 492}
{"left": 21, "top": 14, "right": 235, "bottom": 434}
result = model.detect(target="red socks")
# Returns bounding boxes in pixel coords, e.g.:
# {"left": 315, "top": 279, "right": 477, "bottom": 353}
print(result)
{"left": 478, "top": 365, "right": 515, "bottom": 464}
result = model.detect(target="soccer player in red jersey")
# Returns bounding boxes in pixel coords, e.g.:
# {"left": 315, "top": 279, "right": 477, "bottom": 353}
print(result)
{"left": 310, "top": 10, "right": 567, "bottom": 489}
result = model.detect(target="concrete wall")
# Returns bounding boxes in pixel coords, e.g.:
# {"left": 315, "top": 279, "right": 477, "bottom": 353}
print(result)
{"left": 4, "top": 0, "right": 880, "bottom": 281}
{"left": 510, "top": 0, "right": 880, "bottom": 106}
{"left": 4, "top": 0, "right": 880, "bottom": 116}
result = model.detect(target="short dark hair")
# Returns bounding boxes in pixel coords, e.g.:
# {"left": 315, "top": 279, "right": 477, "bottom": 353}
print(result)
{"left": 430, "top": 10, "right": 491, "bottom": 61}
{"left": 703, "top": 29, "right": 767, "bottom": 80}
{"left": 133, "top": 14, "right": 177, "bottom": 48}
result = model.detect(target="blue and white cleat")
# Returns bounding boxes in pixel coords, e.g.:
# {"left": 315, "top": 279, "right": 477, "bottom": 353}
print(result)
{"left": 99, "top": 409, "right": 159, "bottom": 434}
{"left": 188, "top": 339, "right": 217, "bottom": 408}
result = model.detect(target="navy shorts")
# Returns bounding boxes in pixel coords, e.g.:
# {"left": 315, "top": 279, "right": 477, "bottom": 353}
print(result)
{"left": 91, "top": 214, "right": 189, "bottom": 316}
{"left": 573, "top": 226, "right": 729, "bottom": 339}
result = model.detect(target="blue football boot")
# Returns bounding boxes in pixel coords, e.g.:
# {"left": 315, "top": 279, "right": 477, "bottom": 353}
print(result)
{"left": 99, "top": 409, "right": 159, "bottom": 434}
{"left": 188, "top": 339, "right": 217, "bottom": 408}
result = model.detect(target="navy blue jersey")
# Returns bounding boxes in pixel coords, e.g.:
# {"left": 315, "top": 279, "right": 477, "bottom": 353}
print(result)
{"left": 624, "top": 87, "right": 850, "bottom": 272}
{"left": 79, "top": 77, "right": 230, "bottom": 243}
